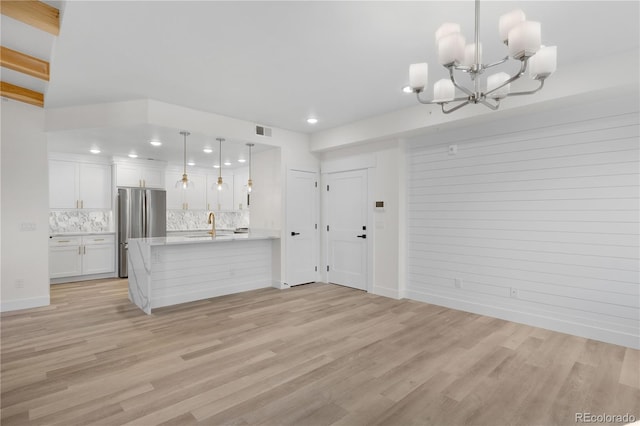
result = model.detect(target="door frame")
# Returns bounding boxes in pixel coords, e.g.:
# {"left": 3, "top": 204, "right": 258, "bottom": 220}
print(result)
{"left": 321, "top": 154, "right": 375, "bottom": 293}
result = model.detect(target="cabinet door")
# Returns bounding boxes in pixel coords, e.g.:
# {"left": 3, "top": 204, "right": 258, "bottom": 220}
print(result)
{"left": 49, "top": 246, "right": 83, "bottom": 278}
{"left": 49, "top": 160, "right": 78, "bottom": 209}
{"left": 142, "top": 167, "right": 165, "bottom": 189}
{"left": 116, "top": 164, "right": 142, "bottom": 187}
{"left": 218, "top": 175, "right": 234, "bottom": 210}
{"left": 79, "top": 163, "right": 112, "bottom": 209}
{"left": 205, "top": 174, "right": 234, "bottom": 210}
{"left": 165, "top": 171, "right": 185, "bottom": 210}
{"left": 233, "top": 169, "right": 249, "bottom": 210}
{"left": 184, "top": 173, "right": 207, "bottom": 210}
{"left": 83, "top": 244, "right": 115, "bottom": 275}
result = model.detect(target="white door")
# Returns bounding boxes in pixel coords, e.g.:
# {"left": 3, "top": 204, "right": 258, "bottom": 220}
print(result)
{"left": 165, "top": 171, "right": 185, "bottom": 210}
{"left": 83, "top": 243, "right": 115, "bottom": 275}
{"left": 49, "top": 246, "right": 82, "bottom": 278}
{"left": 327, "top": 169, "right": 368, "bottom": 290}
{"left": 286, "top": 170, "right": 318, "bottom": 286}
{"left": 184, "top": 173, "right": 207, "bottom": 210}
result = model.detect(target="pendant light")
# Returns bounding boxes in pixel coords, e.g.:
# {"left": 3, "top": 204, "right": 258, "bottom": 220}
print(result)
{"left": 215, "top": 138, "right": 228, "bottom": 191}
{"left": 246, "top": 143, "right": 254, "bottom": 193}
{"left": 175, "top": 131, "right": 194, "bottom": 189}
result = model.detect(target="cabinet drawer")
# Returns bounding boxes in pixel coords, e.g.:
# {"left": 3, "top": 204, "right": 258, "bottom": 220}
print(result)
{"left": 83, "top": 235, "right": 115, "bottom": 245}
{"left": 49, "top": 236, "right": 82, "bottom": 247}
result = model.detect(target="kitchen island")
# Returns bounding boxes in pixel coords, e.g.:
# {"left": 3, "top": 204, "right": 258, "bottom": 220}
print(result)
{"left": 127, "top": 232, "right": 280, "bottom": 314}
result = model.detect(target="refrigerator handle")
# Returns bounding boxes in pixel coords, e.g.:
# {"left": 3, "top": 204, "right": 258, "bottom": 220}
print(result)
{"left": 142, "top": 190, "right": 147, "bottom": 237}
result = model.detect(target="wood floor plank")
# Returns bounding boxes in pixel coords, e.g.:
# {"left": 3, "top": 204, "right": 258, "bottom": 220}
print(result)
{"left": 1, "top": 278, "right": 637, "bottom": 426}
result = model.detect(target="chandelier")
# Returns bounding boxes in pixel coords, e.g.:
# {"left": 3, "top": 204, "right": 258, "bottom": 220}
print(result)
{"left": 407, "top": 0, "right": 557, "bottom": 114}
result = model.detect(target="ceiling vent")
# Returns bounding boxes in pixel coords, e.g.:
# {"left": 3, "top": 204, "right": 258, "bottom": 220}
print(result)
{"left": 255, "top": 125, "right": 272, "bottom": 137}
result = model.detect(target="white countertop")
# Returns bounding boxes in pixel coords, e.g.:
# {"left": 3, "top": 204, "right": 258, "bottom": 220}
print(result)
{"left": 131, "top": 232, "right": 279, "bottom": 246}
{"left": 50, "top": 231, "right": 116, "bottom": 237}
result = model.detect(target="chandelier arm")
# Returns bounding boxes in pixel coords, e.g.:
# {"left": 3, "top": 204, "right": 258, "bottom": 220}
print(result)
{"left": 442, "top": 100, "right": 471, "bottom": 114}
{"left": 484, "top": 56, "right": 510, "bottom": 69}
{"left": 505, "top": 79, "right": 545, "bottom": 97}
{"left": 484, "top": 59, "right": 528, "bottom": 98}
{"left": 415, "top": 91, "right": 440, "bottom": 105}
{"left": 448, "top": 67, "right": 474, "bottom": 97}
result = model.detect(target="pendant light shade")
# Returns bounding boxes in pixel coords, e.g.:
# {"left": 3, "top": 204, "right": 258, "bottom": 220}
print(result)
{"left": 214, "top": 138, "right": 229, "bottom": 191}
{"left": 246, "top": 143, "right": 254, "bottom": 193}
{"left": 175, "top": 131, "right": 194, "bottom": 189}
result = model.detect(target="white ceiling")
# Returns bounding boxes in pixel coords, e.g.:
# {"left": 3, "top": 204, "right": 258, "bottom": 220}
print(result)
{"left": 3, "top": 1, "right": 639, "bottom": 164}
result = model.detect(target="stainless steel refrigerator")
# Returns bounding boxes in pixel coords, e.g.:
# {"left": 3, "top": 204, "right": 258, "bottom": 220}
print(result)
{"left": 118, "top": 187, "right": 166, "bottom": 278}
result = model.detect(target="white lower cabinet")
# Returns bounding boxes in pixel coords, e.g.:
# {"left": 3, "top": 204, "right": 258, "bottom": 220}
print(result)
{"left": 49, "top": 235, "right": 115, "bottom": 280}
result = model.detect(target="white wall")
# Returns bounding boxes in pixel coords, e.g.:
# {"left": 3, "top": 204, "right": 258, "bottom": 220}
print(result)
{"left": 405, "top": 93, "right": 639, "bottom": 348}
{"left": 320, "top": 139, "right": 405, "bottom": 298}
{"left": 1, "top": 101, "right": 51, "bottom": 311}
{"left": 250, "top": 148, "right": 282, "bottom": 232}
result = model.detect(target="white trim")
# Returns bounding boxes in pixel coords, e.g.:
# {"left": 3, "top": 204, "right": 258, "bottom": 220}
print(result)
{"left": 372, "top": 286, "right": 402, "bottom": 300}
{"left": 48, "top": 152, "right": 113, "bottom": 165}
{"left": 0, "top": 296, "right": 50, "bottom": 312}
{"left": 406, "top": 289, "right": 640, "bottom": 350}
{"left": 50, "top": 272, "right": 117, "bottom": 285}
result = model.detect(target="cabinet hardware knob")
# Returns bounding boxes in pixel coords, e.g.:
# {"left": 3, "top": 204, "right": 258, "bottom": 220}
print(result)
{"left": 356, "top": 234, "right": 367, "bottom": 239}
{"left": 291, "top": 232, "right": 300, "bottom": 236}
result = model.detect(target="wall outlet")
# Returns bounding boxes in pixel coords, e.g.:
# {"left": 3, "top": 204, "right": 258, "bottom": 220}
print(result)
{"left": 454, "top": 278, "right": 463, "bottom": 289}
{"left": 20, "top": 222, "right": 36, "bottom": 231}
{"left": 510, "top": 288, "right": 518, "bottom": 298}
{"left": 448, "top": 144, "right": 458, "bottom": 155}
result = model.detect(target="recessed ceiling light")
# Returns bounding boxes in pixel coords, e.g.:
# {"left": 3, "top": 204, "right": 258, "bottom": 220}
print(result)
{"left": 307, "top": 117, "right": 318, "bottom": 124}
{"left": 213, "top": 165, "right": 220, "bottom": 169}
{"left": 90, "top": 148, "right": 101, "bottom": 154}
{"left": 402, "top": 86, "right": 414, "bottom": 93}
{"left": 128, "top": 153, "right": 138, "bottom": 158}
{"left": 150, "top": 140, "right": 162, "bottom": 146}
{"left": 187, "top": 161, "right": 195, "bottom": 166}
{"left": 224, "top": 161, "right": 231, "bottom": 166}
{"left": 238, "top": 159, "right": 246, "bottom": 163}
{"left": 203, "top": 148, "right": 213, "bottom": 153}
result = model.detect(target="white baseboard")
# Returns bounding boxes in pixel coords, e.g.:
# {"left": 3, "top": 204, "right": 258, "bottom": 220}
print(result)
{"left": 372, "top": 286, "right": 402, "bottom": 300}
{"left": 273, "top": 281, "right": 289, "bottom": 290}
{"left": 0, "top": 296, "right": 50, "bottom": 312}
{"left": 50, "top": 272, "right": 117, "bottom": 285}
{"left": 406, "top": 290, "right": 640, "bottom": 350}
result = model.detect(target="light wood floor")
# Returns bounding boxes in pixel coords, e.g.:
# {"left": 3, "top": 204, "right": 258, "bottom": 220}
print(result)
{"left": 1, "top": 280, "right": 638, "bottom": 426}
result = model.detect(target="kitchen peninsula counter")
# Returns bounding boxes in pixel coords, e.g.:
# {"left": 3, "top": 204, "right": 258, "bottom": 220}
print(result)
{"left": 128, "top": 231, "right": 280, "bottom": 314}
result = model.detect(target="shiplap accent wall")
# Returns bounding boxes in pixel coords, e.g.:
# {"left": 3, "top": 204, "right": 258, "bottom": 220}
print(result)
{"left": 406, "top": 95, "right": 639, "bottom": 348}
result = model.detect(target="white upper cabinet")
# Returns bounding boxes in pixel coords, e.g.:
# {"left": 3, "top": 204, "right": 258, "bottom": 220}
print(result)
{"left": 165, "top": 170, "right": 206, "bottom": 210}
{"left": 116, "top": 164, "right": 165, "bottom": 189}
{"left": 49, "top": 160, "right": 111, "bottom": 209}
{"left": 206, "top": 174, "right": 234, "bottom": 211}
{"left": 233, "top": 167, "right": 249, "bottom": 210}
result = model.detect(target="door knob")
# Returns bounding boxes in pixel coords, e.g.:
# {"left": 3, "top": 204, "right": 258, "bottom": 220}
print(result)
{"left": 291, "top": 232, "right": 300, "bottom": 236}
{"left": 357, "top": 234, "right": 367, "bottom": 239}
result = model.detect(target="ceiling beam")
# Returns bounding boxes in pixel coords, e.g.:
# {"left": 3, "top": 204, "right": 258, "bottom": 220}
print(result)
{"left": 0, "top": 46, "right": 49, "bottom": 81}
{"left": 0, "top": 1, "right": 59, "bottom": 35}
{"left": 0, "top": 81, "right": 44, "bottom": 107}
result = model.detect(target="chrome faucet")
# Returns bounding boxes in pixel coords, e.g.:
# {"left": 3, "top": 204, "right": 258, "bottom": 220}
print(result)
{"left": 207, "top": 212, "right": 216, "bottom": 236}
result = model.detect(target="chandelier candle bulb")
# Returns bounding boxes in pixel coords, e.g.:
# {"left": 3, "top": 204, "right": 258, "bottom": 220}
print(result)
{"left": 487, "top": 72, "right": 511, "bottom": 99}
{"left": 529, "top": 45, "right": 557, "bottom": 79}
{"left": 438, "top": 32, "right": 466, "bottom": 65}
{"left": 433, "top": 79, "right": 455, "bottom": 102}
{"left": 508, "top": 21, "right": 541, "bottom": 59}
{"left": 463, "top": 43, "right": 482, "bottom": 67}
{"left": 435, "top": 22, "right": 461, "bottom": 43}
{"left": 409, "top": 63, "right": 429, "bottom": 91}
{"left": 499, "top": 9, "right": 526, "bottom": 43}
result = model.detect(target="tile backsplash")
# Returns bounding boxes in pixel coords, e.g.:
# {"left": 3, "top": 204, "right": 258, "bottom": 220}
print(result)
{"left": 50, "top": 210, "right": 113, "bottom": 234}
{"left": 50, "top": 209, "right": 249, "bottom": 234}
{"left": 167, "top": 210, "right": 250, "bottom": 231}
